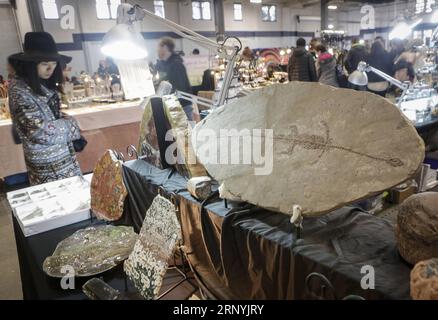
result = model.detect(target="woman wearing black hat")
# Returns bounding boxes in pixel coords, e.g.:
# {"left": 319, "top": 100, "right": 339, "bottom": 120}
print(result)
{"left": 8, "top": 32, "right": 82, "bottom": 185}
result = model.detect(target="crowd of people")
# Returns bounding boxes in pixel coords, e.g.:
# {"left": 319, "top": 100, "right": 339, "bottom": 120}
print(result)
{"left": 287, "top": 36, "right": 423, "bottom": 98}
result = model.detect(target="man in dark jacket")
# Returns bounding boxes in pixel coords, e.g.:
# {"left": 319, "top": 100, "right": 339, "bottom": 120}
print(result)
{"left": 155, "top": 37, "right": 193, "bottom": 120}
{"left": 345, "top": 38, "right": 368, "bottom": 74}
{"left": 287, "top": 38, "right": 317, "bottom": 82}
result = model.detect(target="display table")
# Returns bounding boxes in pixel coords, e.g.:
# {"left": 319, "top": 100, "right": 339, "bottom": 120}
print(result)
{"left": 120, "top": 160, "right": 412, "bottom": 300}
{"left": 12, "top": 159, "right": 412, "bottom": 300}
{"left": 0, "top": 100, "right": 144, "bottom": 179}
{"left": 0, "top": 119, "right": 27, "bottom": 178}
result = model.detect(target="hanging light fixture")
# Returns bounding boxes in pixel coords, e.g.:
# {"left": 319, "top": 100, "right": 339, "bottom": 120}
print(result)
{"left": 101, "top": 4, "right": 148, "bottom": 60}
{"left": 389, "top": 19, "right": 422, "bottom": 40}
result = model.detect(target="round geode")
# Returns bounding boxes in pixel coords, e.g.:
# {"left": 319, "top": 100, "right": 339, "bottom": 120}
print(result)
{"left": 411, "top": 258, "right": 438, "bottom": 300}
{"left": 395, "top": 192, "right": 438, "bottom": 265}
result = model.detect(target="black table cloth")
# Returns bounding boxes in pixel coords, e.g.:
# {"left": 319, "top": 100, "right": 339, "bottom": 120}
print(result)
{"left": 12, "top": 159, "right": 412, "bottom": 300}
{"left": 121, "top": 160, "right": 412, "bottom": 300}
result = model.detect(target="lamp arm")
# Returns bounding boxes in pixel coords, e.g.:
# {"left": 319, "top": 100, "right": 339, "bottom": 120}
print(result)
{"left": 216, "top": 50, "right": 239, "bottom": 107}
{"left": 367, "top": 65, "right": 408, "bottom": 91}
{"left": 176, "top": 90, "right": 215, "bottom": 109}
{"left": 133, "top": 5, "right": 234, "bottom": 52}
{"left": 129, "top": 4, "right": 241, "bottom": 108}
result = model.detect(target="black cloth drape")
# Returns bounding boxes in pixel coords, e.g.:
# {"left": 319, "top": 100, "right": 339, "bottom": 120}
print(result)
{"left": 121, "top": 160, "right": 412, "bottom": 300}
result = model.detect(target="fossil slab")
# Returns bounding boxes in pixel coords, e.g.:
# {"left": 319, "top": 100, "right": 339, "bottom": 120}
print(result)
{"left": 43, "top": 225, "right": 137, "bottom": 277}
{"left": 192, "top": 82, "right": 425, "bottom": 216}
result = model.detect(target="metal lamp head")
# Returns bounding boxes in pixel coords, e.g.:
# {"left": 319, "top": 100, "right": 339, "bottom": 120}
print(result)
{"left": 101, "top": 4, "right": 148, "bottom": 60}
{"left": 348, "top": 61, "right": 368, "bottom": 86}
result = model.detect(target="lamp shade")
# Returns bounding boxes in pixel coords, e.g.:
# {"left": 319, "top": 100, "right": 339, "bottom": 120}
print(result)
{"left": 101, "top": 23, "right": 148, "bottom": 60}
{"left": 348, "top": 70, "right": 368, "bottom": 86}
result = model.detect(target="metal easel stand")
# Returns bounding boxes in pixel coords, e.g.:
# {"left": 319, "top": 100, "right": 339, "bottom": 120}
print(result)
{"left": 156, "top": 245, "right": 197, "bottom": 300}
{"left": 304, "top": 272, "right": 366, "bottom": 300}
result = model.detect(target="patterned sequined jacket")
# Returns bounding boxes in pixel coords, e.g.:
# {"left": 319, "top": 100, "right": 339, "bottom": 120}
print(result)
{"left": 8, "top": 78, "right": 82, "bottom": 185}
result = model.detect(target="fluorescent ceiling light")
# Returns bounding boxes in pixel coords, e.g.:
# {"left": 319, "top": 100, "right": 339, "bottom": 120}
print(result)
{"left": 328, "top": 5, "right": 338, "bottom": 10}
{"left": 322, "top": 30, "right": 345, "bottom": 34}
{"left": 250, "top": 0, "right": 262, "bottom": 3}
{"left": 388, "top": 19, "right": 422, "bottom": 40}
{"left": 328, "top": 24, "right": 334, "bottom": 29}
{"left": 433, "top": 10, "right": 438, "bottom": 23}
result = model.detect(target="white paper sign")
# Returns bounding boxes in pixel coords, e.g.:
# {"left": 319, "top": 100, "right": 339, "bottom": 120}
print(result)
{"left": 116, "top": 59, "right": 155, "bottom": 99}
{"left": 184, "top": 55, "right": 210, "bottom": 86}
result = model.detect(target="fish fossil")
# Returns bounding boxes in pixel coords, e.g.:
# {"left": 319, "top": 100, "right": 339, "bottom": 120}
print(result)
{"left": 276, "top": 121, "right": 404, "bottom": 167}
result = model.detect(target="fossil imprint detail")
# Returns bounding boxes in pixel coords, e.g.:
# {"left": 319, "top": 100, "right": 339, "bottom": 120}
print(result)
{"left": 275, "top": 121, "right": 404, "bottom": 167}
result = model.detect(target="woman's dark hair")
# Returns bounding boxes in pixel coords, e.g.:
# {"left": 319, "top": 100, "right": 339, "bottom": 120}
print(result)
{"left": 370, "top": 40, "right": 385, "bottom": 57}
{"left": 316, "top": 44, "right": 327, "bottom": 53}
{"left": 8, "top": 58, "right": 63, "bottom": 95}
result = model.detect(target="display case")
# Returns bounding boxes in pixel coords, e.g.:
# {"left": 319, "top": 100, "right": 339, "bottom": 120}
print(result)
{"left": 7, "top": 174, "right": 93, "bottom": 237}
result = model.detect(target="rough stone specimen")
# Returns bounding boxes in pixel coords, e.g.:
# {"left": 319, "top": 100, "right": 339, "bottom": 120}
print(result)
{"left": 91, "top": 150, "right": 127, "bottom": 221}
{"left": 43, "top": 225, "right": 137, "bottom": 277}
{"left": 396, "top": 192, "right": 438, "bottom": 265}
{"left": 192, "top": 82, "right": 425, "bottom": 216}
{"left": 137, "top": 98, "right": 163, "bottom": 168}
{"left": 124, "top": 195, "right": 181, "bottom": 300}
{"left": 163, "top": 95, "right": 207, "bottom": 178}
{"left": 187, "top": 176, "right": 212, "bottom": 201}
{"left": 411, "top": 258, "right": 438, "bottom": 300}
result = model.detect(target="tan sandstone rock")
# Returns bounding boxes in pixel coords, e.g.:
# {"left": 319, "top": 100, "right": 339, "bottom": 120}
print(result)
{"left": 411, "top": 258, "right": 438, "bottom": 300}
{"left": 396, "top": 192, "right": 438, "bottom": 265}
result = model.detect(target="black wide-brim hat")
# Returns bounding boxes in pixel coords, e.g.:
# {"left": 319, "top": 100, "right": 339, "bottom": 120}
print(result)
{"left": 8, "top": 32, "right": 72, "bottom": 64}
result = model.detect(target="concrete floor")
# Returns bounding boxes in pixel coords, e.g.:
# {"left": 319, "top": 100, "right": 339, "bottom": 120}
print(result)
{"left": 0, "top": 193, "right": 23, "bottom": 299}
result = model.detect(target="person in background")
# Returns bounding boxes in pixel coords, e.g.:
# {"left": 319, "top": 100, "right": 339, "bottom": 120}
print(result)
{"left": 240, "top": 46, "right": 256, "bottom": 69}
{"left": 309, "top": 38, "right": 320, "bottom": 60}
{"left": 8, "top": 32, "right": 82, "bottom": 185}
{"left": 375, "top": 36, "right": 386, "bottom": 50}
{"left": 345, "top": 38, "right": 368, "bottom": 75}
{"left": 366, "top": 40, "right": 393, "bottom": 97}
{"left": 70, "top": 76, "right": 80, "bottom": 85}
{"left": 104, "top": 57, "right": 121, "bottom": 86}
{"left": 315, "top": 44, "right": 339, "bottom": 87}
{"left": 241, "top": 47, "right": 254, "bottom": 61}
{"left": 155, "top": 37, "right": 193, "bottom": 120}
{"left": 388, "top": 38, "right": 405, "bottom": 66}
{"left": 393, "top": 39, "right": 422, "bottom": 83}
{"left": 287, "top": 38, "right": 317, "bottom": 82}
{"left": 97, "top": 60, "right": 106, "bottom": 78}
